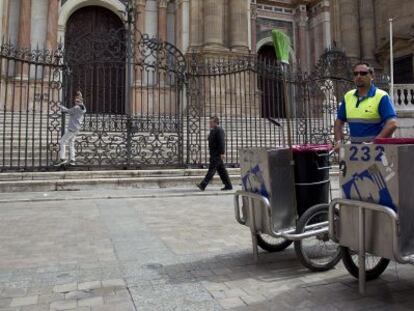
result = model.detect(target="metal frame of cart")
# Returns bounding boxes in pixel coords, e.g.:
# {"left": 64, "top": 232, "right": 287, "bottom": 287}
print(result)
{"left": 329, "top": 198, "right": 414, "bottom": 294}
{"left": 235, "top": 146, "right": 342, "bottom": 271}
{"left": 329, "top": 140, "right": 414, "bottom": 294}
{"left": 235, "top": 190, "right": 342, "bottom": 271}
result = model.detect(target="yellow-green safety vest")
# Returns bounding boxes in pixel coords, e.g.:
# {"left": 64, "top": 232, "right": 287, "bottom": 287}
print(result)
{"left": 344, "top": 88, "right": 387, "bottom": 123}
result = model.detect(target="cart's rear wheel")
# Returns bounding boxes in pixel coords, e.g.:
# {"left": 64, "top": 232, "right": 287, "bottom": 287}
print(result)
{"left": 341, "top": 246, "right": 390, "bottom": 280}
{"left": 294, "top": 204, "right": 342, "bottom": 271}
{"left": 256, "top": 234, "right": 292, "bottom": 252}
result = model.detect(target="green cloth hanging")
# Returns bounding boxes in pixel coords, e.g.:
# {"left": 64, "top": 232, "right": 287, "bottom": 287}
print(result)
{"left": 271, "top": 29, "right": 292, "bottom": 65}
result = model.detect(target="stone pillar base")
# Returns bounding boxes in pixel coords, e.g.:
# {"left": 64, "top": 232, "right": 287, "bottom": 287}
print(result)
{"left": 202, "top": 45, "right": 229, "bottom": 54}
{"left": 230, "top": 46, "right": 250, "bottom": 54}
{"left": 189, "top": 49, "right": 252, "bottom": 60}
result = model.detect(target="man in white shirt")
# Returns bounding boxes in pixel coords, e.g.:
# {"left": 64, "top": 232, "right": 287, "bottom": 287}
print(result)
{"left": 55, "top": 91, "right": 86, "bottom": 166}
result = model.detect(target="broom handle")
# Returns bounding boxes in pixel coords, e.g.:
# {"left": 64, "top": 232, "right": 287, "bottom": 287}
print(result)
{"left": 282, "top": 64, "right": 292, "bottom": 149}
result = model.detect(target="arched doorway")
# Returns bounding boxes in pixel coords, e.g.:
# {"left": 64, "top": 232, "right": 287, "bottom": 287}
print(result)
{"left": 257, "top": 44, "right": 286, "bottom": 118}
{"left": 64, "top": 6, "right": 126, "bottom": 114}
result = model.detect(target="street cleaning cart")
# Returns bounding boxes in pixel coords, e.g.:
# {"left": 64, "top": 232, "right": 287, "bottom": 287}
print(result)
{"left": 328, "top": 138, "right": 414, "bottom": 294}
{"left": 235, "top": 145, "right": 341, "bottom": 271}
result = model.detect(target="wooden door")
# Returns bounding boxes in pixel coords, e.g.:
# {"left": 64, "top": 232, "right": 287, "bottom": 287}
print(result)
{"left": 65, "top": 6, "right": 126, "bottom": 114}
{"left": 258, "top": 45, "right": 286, "bottom": 119}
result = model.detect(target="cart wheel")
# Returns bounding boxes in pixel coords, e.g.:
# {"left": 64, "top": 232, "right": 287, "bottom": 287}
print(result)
{"left": 341, "top": 246, "right": 390, "bottom": 280}
{"left": 294, "top": 204, "right": 342, "bottom": 271}
{"left": 256, "top": 234, "right": 292, "bottom": 252}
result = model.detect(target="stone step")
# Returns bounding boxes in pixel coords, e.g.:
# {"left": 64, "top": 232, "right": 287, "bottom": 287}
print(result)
{"left": 0, "top": 128, "right": 287, "bottom": 133}
{"left": 0, "top": 168, "right": 240, "bottom": 181}
{"left": 0, "top": 171, "right": 241, "bottom": 193}
{"left": 0, "top": 168, "right": 340, "bottom": 193}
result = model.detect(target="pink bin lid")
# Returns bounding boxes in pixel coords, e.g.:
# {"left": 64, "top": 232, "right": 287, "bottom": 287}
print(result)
{"left": 291, "top": 144, "right": 332, "bottom": 154}
{"left": 374, "top": 138, "right": 414, "bottom": 145}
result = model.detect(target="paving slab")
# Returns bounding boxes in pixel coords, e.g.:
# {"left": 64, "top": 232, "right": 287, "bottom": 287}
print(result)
{"left": 0, "top": 188, "right": 411, "bottom": 311}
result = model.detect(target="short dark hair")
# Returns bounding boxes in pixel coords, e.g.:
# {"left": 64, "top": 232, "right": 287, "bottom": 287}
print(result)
{"left": 210, "top": 116, "right": 219, "bottom": 124}
{"left": 353, "top": 62, "right": 374, "bottom": 74}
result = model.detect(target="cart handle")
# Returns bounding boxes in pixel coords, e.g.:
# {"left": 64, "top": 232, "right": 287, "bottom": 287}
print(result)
{"left": 234, "top": 190, "right": 329, "bottom": 241}
{"left": 328, "top": 198, "right": 410, "bottom": 264}
{"left": 234, "top": 191, "right": 271, "bottom": 227}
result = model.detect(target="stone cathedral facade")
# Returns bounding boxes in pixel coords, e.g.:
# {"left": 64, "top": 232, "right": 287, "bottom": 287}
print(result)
{"left": 0, "top": 0, "right": 341, "bottom": 170}
{"left": 331, "top": 0, "right": 414, "bottom": 82}
{"left": 0, "top": 0, "right": 332, "bottom": 72}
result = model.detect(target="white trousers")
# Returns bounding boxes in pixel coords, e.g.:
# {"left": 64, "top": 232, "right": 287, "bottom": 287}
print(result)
{"left": 59, "top": 130, "right": 77, "bottom": 161}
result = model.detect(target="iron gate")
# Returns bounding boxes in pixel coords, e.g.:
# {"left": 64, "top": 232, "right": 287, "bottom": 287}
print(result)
{"left": 62, "top": 26, "right": 186, "bottom": 168}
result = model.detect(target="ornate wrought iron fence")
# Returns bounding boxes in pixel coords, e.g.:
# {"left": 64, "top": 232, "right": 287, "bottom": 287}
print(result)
{"left": 0, "top": 37, "right": 389, "bottom": 171}
{"left": 185, "top": 49, "right": 357, "bottom": 167}
{"left": 0, "top": 43, "right": 65, "bottom": 171}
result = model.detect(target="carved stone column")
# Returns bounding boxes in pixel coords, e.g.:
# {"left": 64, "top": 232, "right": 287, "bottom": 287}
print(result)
{"left": 175, "top": 0, "right": 182, "bottom": 48}
{"left": 16, "top": 0, "right": 31, "bottom": 77}
{"left": 295, "top": 5, "right": 309, "bottom": 71}
{"left": 175, "top": 0, "right": 190, "bottom": 52}
{"left": 339, "top": 0, "right": 360, "bottom": 60}
{"left": 181, "top": 0, "right": 189, "bottom": 52}
{"left": 18, "top": 0, "right": 31, "bottom": 49}
{"left": 189, "top": 0, "right": 203, "bottom": 48}
{"left": 359, "top": 0, "right": 376, "bottom": 63}
{"left": 46, "top": 0, "right": 59, "bottom": 50}
{"left": 250, "top": 4, "right": 257, "bottom": 53}
{"left": 203, "top": 0, "right": 224, "bottom": 49}
{"left": 229, "top": 0, "right": 249, "bottom": 52}
{"left": 135, "top": 0, "right": 146, "bottom": 35}
{"left": 158, "top": 0, "right": 168, "bottom": 41}
{"left": 0, "top": 0, "right": 4, "bottom": 41}
{"left": 320, "top": 0, "right": 331, "bottom": 51}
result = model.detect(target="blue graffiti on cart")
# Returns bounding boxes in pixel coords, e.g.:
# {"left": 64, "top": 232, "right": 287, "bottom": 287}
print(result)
{"left": 342, "top": 165, "right": 396, "bottom": 210}
{"left": 242, "top": 165, "right": 269, "bottom": 198}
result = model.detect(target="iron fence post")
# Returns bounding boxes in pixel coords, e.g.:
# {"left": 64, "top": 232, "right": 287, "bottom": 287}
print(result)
{"left": 125, "top": 1, "right": 134, "bottom": 167}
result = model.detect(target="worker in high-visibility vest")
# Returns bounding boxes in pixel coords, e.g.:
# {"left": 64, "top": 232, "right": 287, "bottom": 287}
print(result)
{"left": 334, "top": 62, "right": 397, "bottom": 151}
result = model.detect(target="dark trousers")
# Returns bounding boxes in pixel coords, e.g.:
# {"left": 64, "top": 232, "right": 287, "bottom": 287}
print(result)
{"left": 200, "top": 156, "right": 232, "bottom": 188}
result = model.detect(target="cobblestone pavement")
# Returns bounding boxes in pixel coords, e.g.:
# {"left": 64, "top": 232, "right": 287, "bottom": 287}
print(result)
{"left": 1, "top": 190, "right": 414, "bottom": 310}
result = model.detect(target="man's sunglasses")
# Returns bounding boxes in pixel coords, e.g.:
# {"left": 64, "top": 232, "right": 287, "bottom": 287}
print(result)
{"left": 353, "top": 71, "right": 370, "bottom": 77}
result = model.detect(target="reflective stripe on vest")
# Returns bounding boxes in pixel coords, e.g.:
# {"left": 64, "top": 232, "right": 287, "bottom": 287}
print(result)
{"left": 344, "top": 88, "right": 387, "bottom": 123}
{"left": 351, "top": 136, "right": 376, "bottom": 143}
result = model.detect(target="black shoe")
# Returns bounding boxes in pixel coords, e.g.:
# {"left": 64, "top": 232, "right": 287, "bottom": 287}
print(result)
{"left": 68, "top": 160, "right": 76, "bottom": 166}
{"left": 196, "top": 183, "right": 205, "bottom": 191}
{"left": 54, "top": 159, "right": 68, "bottom": 167}
{"left": 221, "top": 186, "right": 233, "bottom": 191}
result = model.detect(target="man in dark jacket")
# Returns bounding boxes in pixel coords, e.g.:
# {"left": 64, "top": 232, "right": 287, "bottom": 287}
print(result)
{"left": 197, "top": 116, "right": 233, "bottom": 191}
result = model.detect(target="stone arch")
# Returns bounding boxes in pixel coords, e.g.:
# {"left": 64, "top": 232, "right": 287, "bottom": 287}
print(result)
{"left": 63, "top": 5, "right": 127, "bottom": 114}
{"left": 256, "top": 35, "right": 295, "bottom": 66}
{"left": 58, "top": 0, "right": 125, "bottom": 44}
{"left": 256, "top": 36, "right": 273, "bottom": 53}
